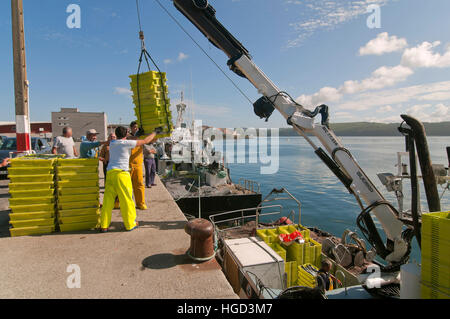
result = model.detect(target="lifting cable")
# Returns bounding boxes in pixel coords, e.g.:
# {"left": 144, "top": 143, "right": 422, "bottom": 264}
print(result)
{"left": 153, "top": 0, "right": 254, "bottom": 106}
{"left": 135, "top": 0, "right": 172, "bottom": 134}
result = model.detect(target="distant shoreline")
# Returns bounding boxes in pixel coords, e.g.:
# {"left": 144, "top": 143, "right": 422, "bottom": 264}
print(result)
{"left": 276, "top": 122, "right": 450, "bottom": 137}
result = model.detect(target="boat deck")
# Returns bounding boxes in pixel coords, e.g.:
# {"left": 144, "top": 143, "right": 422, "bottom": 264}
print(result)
{"left": 0, "top": 173, "right": 237, "bottom": 299}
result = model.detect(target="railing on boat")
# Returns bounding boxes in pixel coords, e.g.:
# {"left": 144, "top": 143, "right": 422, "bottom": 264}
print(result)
{"left": 209, "top": 204, "right": 290, "bottom": 236}
{"left": 209, "top": 188, "right": 302, "bottom": 236}
{"left": 238, "top": 178, "right": 261, "bottom": 194}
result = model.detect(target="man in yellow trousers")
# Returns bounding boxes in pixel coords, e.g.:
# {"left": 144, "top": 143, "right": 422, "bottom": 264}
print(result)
{"left": 100, "top": 126, "right": 156, "bottom": 232}
{"left": 129, "top": 121, "right": 147, "bottom": 210}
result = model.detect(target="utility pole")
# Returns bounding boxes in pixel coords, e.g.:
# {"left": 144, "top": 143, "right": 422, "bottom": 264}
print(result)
{"left": 11, "top": 0, "right": 31, "bottom": 153}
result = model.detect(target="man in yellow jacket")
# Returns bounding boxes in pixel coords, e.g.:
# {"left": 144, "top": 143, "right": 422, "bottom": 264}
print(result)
{"left": 129, "top": 121, "right": 147, "bottom": 210}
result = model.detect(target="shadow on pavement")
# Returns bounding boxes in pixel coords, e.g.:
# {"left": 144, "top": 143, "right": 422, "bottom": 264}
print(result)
{"left": 141, "top": 252, "right": 191, "bottom": 270}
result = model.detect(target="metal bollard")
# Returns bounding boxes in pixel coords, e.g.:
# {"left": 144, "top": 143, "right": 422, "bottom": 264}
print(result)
{"left": 184, "top": 218, "right": 215, "bottom": 262}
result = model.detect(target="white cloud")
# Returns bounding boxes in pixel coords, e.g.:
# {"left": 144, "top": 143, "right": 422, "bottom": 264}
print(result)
{"left": 377, "top": 105, "right": 393, "bottom": 113}
{"left": 406, "top": 103, "right": 450, "bottom": 122}
{"left": 296, "top": 35, "right": 450, "bottom": 111}
{"left": 114, "top": 87, "right": 132, "bottom": 96}
{"left": 297, "top": 87, "right": 342, "bottom": 107}
{"left": 401, "top": 41, "right": 450, "bottom": 68}
{"left": 177, "top": 52, "right": 189, "bottom": 62}
{"left": 364, "top": 115, "right": 402, "bottom": 123}
{"left": 163, "top": 59, "right": 173, "bottom": 65}
{"left": 359, "top": 32, "right": 407, "bottom": 56}
{"left": 297, "top": 64, "right": 413, "bottom": 107}
{"left": 286, "top": 0, "right": 391, "bottom": 48}
{"left": 336, "top": 81, "right": 450, "bottom": 111}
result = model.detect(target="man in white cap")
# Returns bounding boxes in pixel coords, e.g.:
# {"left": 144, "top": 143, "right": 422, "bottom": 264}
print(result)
{"left": 80, "top": 129, "right": 107, "bottom": 158}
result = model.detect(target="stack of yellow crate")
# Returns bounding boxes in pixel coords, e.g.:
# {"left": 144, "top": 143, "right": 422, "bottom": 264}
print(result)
{"left": 8, "top": 158, "right": 56, "bottom": 237}
{"left": 421, "top": 211, "right": 450, "bottom": 299}
{"left": 256, "top": 224, "right": 322, "bottom": 288}
{"left": 129, "top": 71, "right": 173, "bottom": 137}
{"left": 298, "top": 264, "right": 320, "bottom": 288}
{"left": 56, "top": 158, "right": 100, "bottom": 232}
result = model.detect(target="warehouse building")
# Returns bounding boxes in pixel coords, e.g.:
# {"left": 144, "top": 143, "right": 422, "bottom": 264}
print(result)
{"left": 51, "top": 108, "right": 107, "bottom": 141}
{"left": 0, "top": 121, "right": 52, "bottom": 138}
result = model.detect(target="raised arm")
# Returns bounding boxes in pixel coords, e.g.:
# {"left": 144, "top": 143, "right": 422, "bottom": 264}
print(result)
{"left": 135, "top": 133, "right": 157, "bottom": 147}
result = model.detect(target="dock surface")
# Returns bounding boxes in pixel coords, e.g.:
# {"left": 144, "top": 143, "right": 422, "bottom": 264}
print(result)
{"left": 0, "top": 173, "right": 237, "bottom": 299}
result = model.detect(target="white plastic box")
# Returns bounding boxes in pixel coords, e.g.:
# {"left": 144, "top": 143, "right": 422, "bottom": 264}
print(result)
{"left": 224, "top": 237, "right": 285, "bottom": 290}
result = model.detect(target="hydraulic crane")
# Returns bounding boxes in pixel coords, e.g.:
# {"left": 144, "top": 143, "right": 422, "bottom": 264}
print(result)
{"left": 172, "top": 0, "right": 415, "bottom": 268}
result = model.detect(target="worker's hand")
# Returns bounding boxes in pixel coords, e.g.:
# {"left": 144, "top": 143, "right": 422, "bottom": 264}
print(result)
{"left": 1, "top": 158, "right": 10, "bottom": 168}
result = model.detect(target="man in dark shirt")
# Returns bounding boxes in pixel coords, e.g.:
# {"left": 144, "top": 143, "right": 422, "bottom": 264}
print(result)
{"left": 317, "top": 259, "right": 333, "bottom": 291}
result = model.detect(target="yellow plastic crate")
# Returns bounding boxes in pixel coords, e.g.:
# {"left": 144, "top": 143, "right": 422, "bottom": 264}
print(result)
{"left": 10, "top": 203, "right": 55, "bottom": 214}
{"left": 10, "top": 225, "right": 55, "bottom": 237}
{"left": 278, "top": 225, "right": 310, "bottom": 239}
{"left": 57, "top": 172, "right": 99, "bottom": 182}
{"left": 285, "top": 261, "right": 298, "bottom": 288}
{"left": 58, "top": 193, "right": 99, "bottom": 203}
{"left": 58, "top": 207, "right": 99, "bottom": 217}
{"left": 57, "top": 180, "right": 99, "bottom": 188}
{"left": 129, "top": 70, "right": 167, "bottom": 80}
{"left": 421, "top": 282, "right": 450, "bottom": 299}
{"left": 58, "top": 200, "right": 99, "bottom": 211}
{"left": 9, "top": 196, "right": 54, "bottom": 206}
{"left": 131, "top": 91, "right": 168, "bottom": 100}
{"left": 9, "top": 189, "right": 54, "bottom": 198}
{"left": 10, "top": 158, "right": 56, "bottom": 168}
{"left": 130, "top": 75, "right": 167, "bottom": 84}
{"left": 8, "top": 182, "right": 54, "bottom": 191}
{"left": 56, "top": 166, "right": 98, "bottom": 174}
{"left": 268, "top": 242, "right": 287, "bottom": 261}
{"left": 130, "top": 78, "right": 167, "bottom": 86}
{"left": 9, "top": 211, "right": 55, "bottom": 221}
{"left": 421, "top": 211, "right": 450, "bottom": 296}
{"left": 57, "top": 158, "right": 99, "bottom": 166}
{"left": 135, "top": 109, "right": 172, "bottom": 119}
{"left": 256, "top": 228, "right": 277, "bottom": 243}
{"left": 10, "top": 218, "right": 55, "bottom": 228}
{"left": 256, "top": 224, "right": 311, "bottom": 245}
{"left": 298, "top": 264, "right": 319, "bottom": 288}
{"left": 140, "top": 117, "right": 170, "bottom": 127}
{"left": 59, "top": 221, "right": 98, "bottom": 232}
{"left": 59, "top": 215, "right": 99, "bottom": 225}
{"left": 287, "top": 242, "right": 304, "bottom": 265}
{"left": 133, "top": 98, "right": 171, "bottom": 108}
{"left": 9, "top": 174, "right": 54, "bottom": 183}
{"left": 58, "top": 187, "right": 99, "bottom": 196}
{"left": 421, "top": 260, "right": 450, "bottom": 290}
{"left": 8, "top": 167, "right": 54, "bottom": 175}
{"left": 140, "top": 126, "right": 173, "bottom": 137}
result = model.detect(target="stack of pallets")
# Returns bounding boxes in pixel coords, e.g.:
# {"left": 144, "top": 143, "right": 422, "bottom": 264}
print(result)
{"left": 8, "top": 158, "right": 57, "bottom": 237}
{"left": 129, "top": 71, "right": 173, "bottom": 137}
{"left": 56, "top": 158, "right": 100, "bottom": 232}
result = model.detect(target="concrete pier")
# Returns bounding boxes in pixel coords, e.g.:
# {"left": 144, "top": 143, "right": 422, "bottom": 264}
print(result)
{"left": 0, "top": 175, "right": 237, "bottom": 299}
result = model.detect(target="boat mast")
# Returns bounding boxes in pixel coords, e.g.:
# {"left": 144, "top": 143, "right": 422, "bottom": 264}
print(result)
{"left": 11, "top": 0, "right": 31, "bottom": 153}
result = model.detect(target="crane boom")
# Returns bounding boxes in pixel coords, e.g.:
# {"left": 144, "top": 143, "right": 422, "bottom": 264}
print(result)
{"left": 172, "top": 0, "right": 411, "bottom": 264}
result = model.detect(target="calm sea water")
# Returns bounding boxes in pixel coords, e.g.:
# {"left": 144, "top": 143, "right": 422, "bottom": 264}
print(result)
{"left": 217, "top": 136, "right": 450, "bottom": 262}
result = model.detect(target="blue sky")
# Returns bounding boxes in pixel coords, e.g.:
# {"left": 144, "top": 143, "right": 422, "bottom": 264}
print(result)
{"left": 1, "top": 0, "right": 450, "bottom": 128}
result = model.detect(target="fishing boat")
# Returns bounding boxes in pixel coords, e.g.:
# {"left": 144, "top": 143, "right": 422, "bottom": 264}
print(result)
{"left": 157, "top": 94, "right": 262, "bottom": 220}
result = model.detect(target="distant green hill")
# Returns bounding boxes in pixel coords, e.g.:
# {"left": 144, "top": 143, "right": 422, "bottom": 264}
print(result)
{"left": 278, "top": 122, "right": 450, "bottom": 136}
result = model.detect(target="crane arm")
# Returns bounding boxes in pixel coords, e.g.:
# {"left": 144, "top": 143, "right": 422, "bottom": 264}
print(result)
{"left": 173, "top": 0, "right": 410, "bottom": 264}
